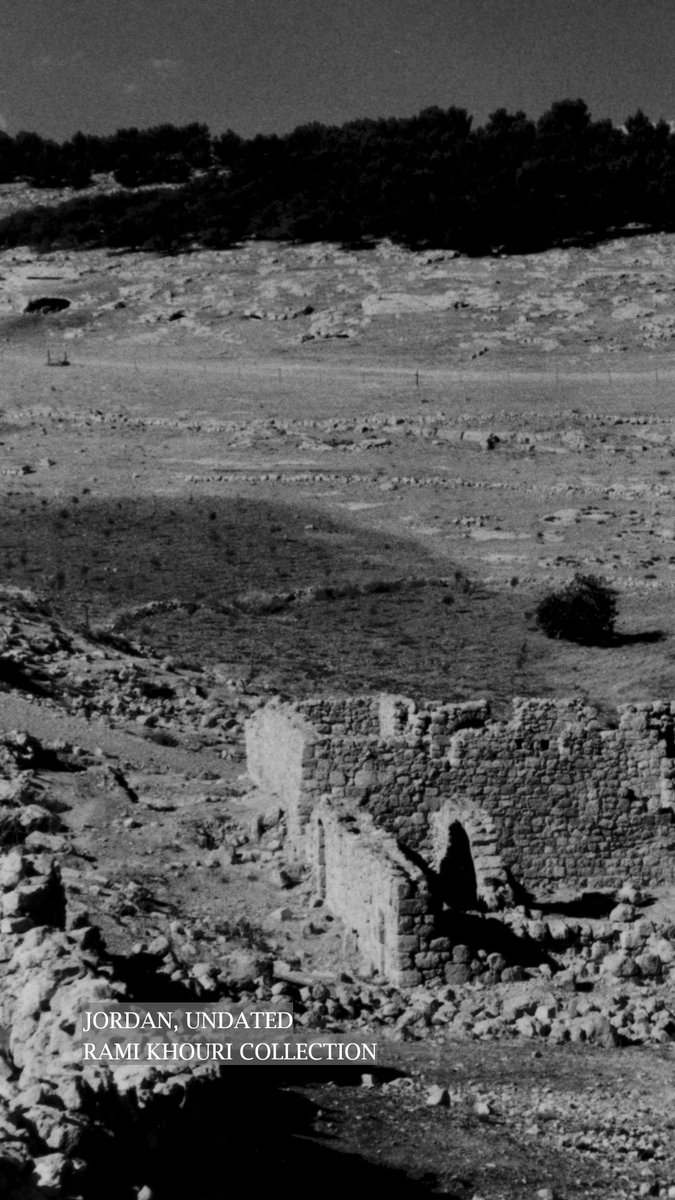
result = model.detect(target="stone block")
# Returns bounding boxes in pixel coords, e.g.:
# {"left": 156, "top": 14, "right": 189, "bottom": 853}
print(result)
{"left": 396, "top": 935, "right": 421, "bottom": 951}
{"left": 0, "top": 850, "right": 25, "bottom": 891}
{"left": 444, "top": 962, "right": 471, "bottom": 984}
{"left": 452, "top": 944, "right": 471, "bottom": 963}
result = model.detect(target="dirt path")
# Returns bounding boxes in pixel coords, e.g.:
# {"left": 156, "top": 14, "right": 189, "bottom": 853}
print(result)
{"left": 6, "top": 343, "right": 675, "bottom": 383}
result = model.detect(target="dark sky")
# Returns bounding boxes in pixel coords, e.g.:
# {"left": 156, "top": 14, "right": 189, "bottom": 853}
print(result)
{"left": 2, "top": 0, "right": 675, "bottom": 140}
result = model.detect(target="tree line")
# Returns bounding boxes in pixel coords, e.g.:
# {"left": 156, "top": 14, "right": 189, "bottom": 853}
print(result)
{"left": 0, "top": 122, "right": 229, "bottom": 188}
{"left": 1, "top": 100, "right": 675, "bottom": 255}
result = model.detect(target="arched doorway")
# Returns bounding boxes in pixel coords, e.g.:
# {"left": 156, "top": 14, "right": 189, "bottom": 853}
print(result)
{"left": 437, "top": 821, "right": 478, "bottom": 910}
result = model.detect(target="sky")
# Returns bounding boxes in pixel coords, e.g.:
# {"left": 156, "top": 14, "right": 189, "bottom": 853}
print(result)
{"left": 2, "top": 0, "right": 675, "bottom": 141}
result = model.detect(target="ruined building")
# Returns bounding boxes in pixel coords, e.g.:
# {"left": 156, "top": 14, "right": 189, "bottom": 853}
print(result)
{"left": 245, "top": 695, "right": 675, "bottom": 986}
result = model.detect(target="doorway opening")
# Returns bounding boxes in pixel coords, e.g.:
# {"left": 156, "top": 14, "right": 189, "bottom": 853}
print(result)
{"left": 437, "top": 821, "right": 478, "bottom": 909}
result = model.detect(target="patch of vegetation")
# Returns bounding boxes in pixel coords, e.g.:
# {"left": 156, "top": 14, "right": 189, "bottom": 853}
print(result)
{"left": 0, "top": 123, "right": 214, "bottom": 189}
{"left": 535, "top": 574, "right": 618, "bottom": 644}
{"left": 2, "top": 101, "right": 675, "bottom": 253}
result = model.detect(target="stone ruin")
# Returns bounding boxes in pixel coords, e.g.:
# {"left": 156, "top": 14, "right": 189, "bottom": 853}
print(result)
{"left": 245, "top": 695, "right": 675, "bottom": 987}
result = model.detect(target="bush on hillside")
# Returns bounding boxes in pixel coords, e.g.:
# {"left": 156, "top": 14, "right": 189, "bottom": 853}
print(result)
{"left": 535, "top": 573, "right": 618, "bottom": 644}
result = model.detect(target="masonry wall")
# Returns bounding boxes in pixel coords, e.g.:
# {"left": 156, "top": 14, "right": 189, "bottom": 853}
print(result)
{"left": 269, "top": 697, "right": 675, "bottom": 898}
{"left": 244, "top": 701, "right": 318, "bottom": 840}
{"left": 378, "top": 694, "right": 489, "bottom": 745}
{"left": 440, "top": 699, "right": 675, "bottom": 895}
{"left": 246, "top": 695, "right": 675, "bottom": 987}
{"left": 296, "top": 696, "right": 380, "bottom": 738}
{"left": 306, "top": 801, "right": 452, "bottom": 986}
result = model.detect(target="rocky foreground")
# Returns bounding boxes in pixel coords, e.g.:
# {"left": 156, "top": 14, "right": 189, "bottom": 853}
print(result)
{"left": 0, "top": 590, "right": 671, "bottom": 1196}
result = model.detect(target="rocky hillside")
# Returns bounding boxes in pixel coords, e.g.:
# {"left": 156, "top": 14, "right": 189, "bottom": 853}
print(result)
{"left": 0, "top": 591, "right": 672, "bottom": 1196}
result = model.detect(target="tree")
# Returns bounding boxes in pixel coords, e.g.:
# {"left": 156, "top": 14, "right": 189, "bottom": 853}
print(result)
{"left": 0, "top": 132, "right": 18, "bottom": 183}
{"left": 535, "top": 574, "right": 618, "bottom": 644}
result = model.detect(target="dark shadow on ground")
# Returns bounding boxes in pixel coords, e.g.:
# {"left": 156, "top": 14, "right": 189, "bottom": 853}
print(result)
{"left": 535, "top": 891, "right": 617, "bottom": 918}
{"left": 610, "top": 630, "right": 665, "bottom": 647}
{"left": 433, "top": 909, "right": 553, "bottom": 968}
{"left": 0, "top": 656, "right": 51, "bottom": 697}
{"left": 84, "top": 1069, "right": 456, "bottom": 1200}
{"left": 397, "top": 846, "right": 551, "bottom": 968}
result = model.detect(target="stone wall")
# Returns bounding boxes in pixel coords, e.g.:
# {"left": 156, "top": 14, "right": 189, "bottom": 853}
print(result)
{"left": 306, "top": 801, "right": 452, "bottom": 986}
{"left": 277, "top": 697, "right": 675, "bottom": 897}
{"left": 438, "top": 699, "right": 675, "bottom": 895}
{"left": 291, "top": 722, "right": 512, "bottom": 904}
{"left": 378, "top": 694, "right": 489, "bottom": 746}
{"left": 244, "top": 701, "right": 318, "bottom": 840}
{"left": 245, "top": 693, "right": 675, "bottom": 981}
{"left": 296, "top": 695, "right": 380, "bottom": 737}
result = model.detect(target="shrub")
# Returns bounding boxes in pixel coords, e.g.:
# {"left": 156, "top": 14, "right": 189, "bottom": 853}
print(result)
{"left": 535, "top": 573, "right": 618, "bottom": 644}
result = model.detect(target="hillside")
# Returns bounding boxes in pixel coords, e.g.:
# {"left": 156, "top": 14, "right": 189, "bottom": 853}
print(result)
{"left": 1, "top": 232, "right": 675, "bottom": 708}
{"left": 1, "top": 206, "right": 675, "bottom": 1198}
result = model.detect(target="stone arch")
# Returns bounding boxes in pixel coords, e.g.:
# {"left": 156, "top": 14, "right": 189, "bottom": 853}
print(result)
{"left": 429, "top": 802, "right": 510, "bottom": 911}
